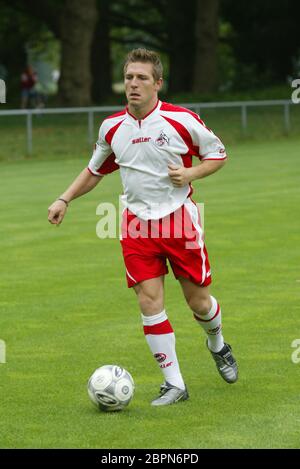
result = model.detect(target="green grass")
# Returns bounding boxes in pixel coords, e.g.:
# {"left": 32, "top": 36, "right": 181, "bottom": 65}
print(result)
{"left": 0, "top": 136, "right": 300, "bottom": 448}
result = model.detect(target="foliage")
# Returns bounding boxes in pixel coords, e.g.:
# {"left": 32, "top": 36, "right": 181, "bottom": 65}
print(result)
{"left": 1, "top": 0, "right": 300, "bottom": 105}
{"left": 221, "top": 0, "right": 300, "bottom": 87}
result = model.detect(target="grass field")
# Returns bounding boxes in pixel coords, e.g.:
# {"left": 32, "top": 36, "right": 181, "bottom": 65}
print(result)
{"left": 0, "top": 133, "right": 300, "bottom": 448}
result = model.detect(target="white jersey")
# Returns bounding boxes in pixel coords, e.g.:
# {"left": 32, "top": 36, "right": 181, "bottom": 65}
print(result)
{"left": 88, "top": 100, "right": 227, "bottom": 220}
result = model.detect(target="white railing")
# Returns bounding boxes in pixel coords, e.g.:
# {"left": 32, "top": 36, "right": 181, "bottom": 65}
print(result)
{"left": 0, "top": 100, "right": 297, "bottom": 154}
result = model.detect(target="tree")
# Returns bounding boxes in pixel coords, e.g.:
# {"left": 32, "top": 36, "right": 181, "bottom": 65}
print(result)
{"left": 91, "top": 0, "right": 112, "bottom": 103}
{"left": 0, "top": 0, "right": 49, "bottom": 103}
{"left": 0, "top": 0, "right": 98, "bottom": 106}
{"left": 58, "top": 0, "right": 98, "bottom": 106}
{"left": 193, "top": 0, "right": 219, "bottom": 93}
{"left": 221, "top": 0, "right": 300, "bottom": 87}
{"left": 165, "top": 0, "right": 197, "bottom": 95}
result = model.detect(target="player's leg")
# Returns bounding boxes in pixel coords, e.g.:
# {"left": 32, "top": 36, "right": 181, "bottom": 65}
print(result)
{"left": 120, "top": 209, "right": 188, "bottom": 404}
{"left": 178, "top": 279, "right": 224, "bottom": 352}
{"left": 178, "top": 277, "right": 238, "bottom": 383}
{"left": 133, "top": 276, "right": 188, "bottom": 404}
{"left": 133, "top": 275, "right": 164, "bottom": 315}
{"left": 165, "top": 200, "right": 238, "bottom": 383}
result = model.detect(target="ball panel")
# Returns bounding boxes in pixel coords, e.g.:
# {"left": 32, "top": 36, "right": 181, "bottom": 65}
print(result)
{"left": 90, "top": 367, "right": 113, "bottom": 391}
{"left": 114, "top": 378, "right": 134, "bottom": 402}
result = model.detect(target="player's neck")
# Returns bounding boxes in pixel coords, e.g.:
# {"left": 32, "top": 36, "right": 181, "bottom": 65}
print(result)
{"left": 127, "top": 98, "right": 158, "bottom": 121}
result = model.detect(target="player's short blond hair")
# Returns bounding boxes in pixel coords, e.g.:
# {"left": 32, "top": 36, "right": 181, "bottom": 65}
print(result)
{"left": 123, "top": 48, "right": 163, "bottom": 82}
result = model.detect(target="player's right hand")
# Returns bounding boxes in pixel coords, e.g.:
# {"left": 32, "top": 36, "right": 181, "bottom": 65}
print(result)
{"left": 48, "top": 200, "right": 68, "bottom": 225}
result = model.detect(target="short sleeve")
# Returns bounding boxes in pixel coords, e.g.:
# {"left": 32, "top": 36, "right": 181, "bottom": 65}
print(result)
{"left": 88, "top": 123, "right": 119, "bottom": 176}
{"left": 188, "top": 114, "right": 227, "bottom": 161}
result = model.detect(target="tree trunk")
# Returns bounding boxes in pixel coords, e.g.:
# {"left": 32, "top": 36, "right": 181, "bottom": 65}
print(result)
{"left": 193, "top": 0, "right": 219, "bottom": 94}
{"left": 91, "top": 0, "right": 112, "bottom": 104}
{"left": 166, "top": 0, "right": 197, "bottom": 95}
{"left": 58, "top": 0, "right": 98, "bottom": 106}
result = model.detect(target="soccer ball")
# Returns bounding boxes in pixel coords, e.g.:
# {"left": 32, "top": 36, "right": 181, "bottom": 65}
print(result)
{"left": 87, "top": 365, "right": 134, "bottom": 412}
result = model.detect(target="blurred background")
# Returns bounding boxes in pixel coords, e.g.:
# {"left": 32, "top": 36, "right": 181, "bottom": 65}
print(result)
{"left": 0, "top": 0, "right": 299, "bottom": 159}
{"left": 1, "top": 0, "right": 300, "bottom": 107}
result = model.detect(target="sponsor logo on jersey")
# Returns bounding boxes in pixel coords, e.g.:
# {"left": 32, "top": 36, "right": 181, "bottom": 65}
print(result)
{"left": 155, "top": 131, "right": 169, "bottom": 147}
{"left": 132, "top": 137, "right": 151, "bottom": 144}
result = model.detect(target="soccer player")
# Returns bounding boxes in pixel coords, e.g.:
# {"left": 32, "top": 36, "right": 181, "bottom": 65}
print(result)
{"left": 48, "top": 49, "right": 238, "bottom": 406}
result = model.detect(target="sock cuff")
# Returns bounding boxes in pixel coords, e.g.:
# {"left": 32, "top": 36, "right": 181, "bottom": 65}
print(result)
{"left": 194, "top": 296, "right": 220, "bottom": 323}
{"left": 141, "top": 310, "right": 167, "bottom": 326}
{"left": 142, "top": 310, "right": 174, "bottom": 335}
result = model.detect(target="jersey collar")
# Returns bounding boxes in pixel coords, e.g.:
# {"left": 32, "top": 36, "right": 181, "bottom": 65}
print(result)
{"left": 126, "top": 100, "right": 161, "bottom": 123}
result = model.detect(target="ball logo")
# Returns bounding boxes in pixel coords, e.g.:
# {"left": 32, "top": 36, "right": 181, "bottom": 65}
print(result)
{"left": 95, "top": 375, "right": 105, "bottom": 384}
{"left": 96, "top": 392, "right": 118, "bottom": 405}
{"left": 114, "top": 366, "right": 123, "bottom": 378}
{"left": 154, "top": 352, "right": 167, "bottom": 363}
{"left": 122, "top": 385, "right": 130, "bottom": 395}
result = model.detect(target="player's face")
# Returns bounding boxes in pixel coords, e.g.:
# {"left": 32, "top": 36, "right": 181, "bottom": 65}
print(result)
{"left": 125, "top": 62, "right": 162, "bottom": 114}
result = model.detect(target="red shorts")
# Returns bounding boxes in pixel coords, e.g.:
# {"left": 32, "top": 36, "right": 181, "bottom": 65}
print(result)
{"left": 120, "top": 199, "right": 212, "bottom": 288}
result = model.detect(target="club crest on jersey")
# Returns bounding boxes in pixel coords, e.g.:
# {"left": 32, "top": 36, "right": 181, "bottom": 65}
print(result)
{"left": 155, "top": 131, "right": 169, "bottom": 147}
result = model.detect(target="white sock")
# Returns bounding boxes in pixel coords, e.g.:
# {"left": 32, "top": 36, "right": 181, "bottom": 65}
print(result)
{"left": 194, "top": 296, "right": 224, "bottom": 352}
{"left": 142, "top": 310, "right": 185, "bottom": 390}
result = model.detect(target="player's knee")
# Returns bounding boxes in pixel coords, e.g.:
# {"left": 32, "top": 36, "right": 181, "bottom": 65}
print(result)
{"left": 187, "top": 296, "right": 211, "bottom": 315}
{"left": 137, "top": 291, "right": 163, "bottom": 315}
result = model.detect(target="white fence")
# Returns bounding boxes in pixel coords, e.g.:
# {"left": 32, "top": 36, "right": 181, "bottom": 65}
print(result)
{"left": 0, "top": 99, "right": 297, "bottom": 154}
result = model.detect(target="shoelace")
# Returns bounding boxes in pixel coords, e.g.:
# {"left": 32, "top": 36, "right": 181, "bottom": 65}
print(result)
{"left": 160, "top": 384, "right": 171, "bottom": 395}
{"left": 214, "top": 349, "right": 235, "bottom": 366}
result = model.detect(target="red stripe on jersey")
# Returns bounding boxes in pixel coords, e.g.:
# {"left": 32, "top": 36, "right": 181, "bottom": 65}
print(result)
{"left": 105, "top": 119, "right": 124, "bottom": 145}
{"left": 201, "top": 157, "right": 227, "bottom": 161}
{"left": 194, "top": 304, "right": 220, "bottom": 322}
{"left": 143, "top": 319, "right": 174, "bottom": 335}
{"left": 162, "top": 115, "right": 200, "bottom": 165}
{"left": 160, "top": 101, "right": 209, "bottom": 129}
{"left": 96, "top": 152, "right": 119, "bottom": 175}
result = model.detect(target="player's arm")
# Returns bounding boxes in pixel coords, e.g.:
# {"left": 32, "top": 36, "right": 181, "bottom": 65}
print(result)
{"left": 169, "top": 114, "right": 227, "bottom": 187}
{"left": 48, "top": 118, "right": 118, "bottom": 225}
{"left": 48, "top": 169, "right": 102, "bottom": 225}
{"left": 168, "top": 159, "right": 226, "bottom": 187}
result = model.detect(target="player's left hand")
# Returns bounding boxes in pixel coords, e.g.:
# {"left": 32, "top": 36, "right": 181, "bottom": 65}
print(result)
{"left": 168, "top": 164, "right": 193, "bottom": 187}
